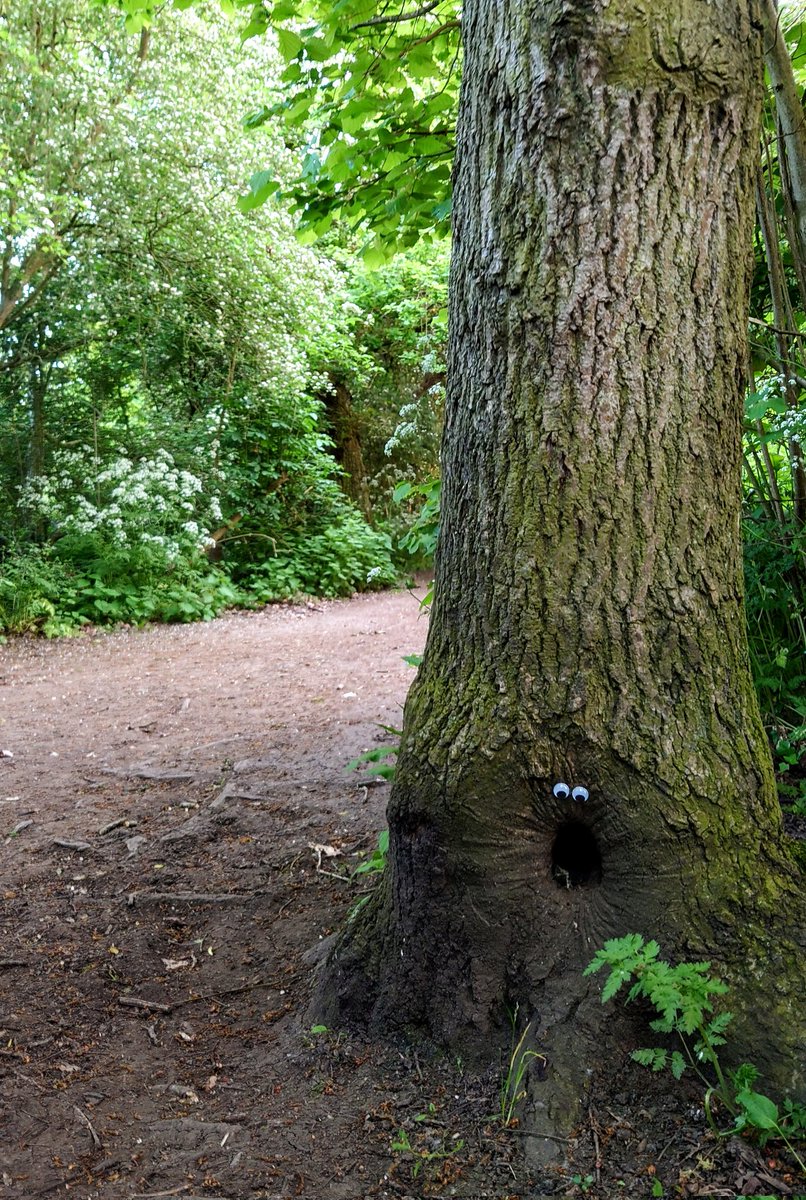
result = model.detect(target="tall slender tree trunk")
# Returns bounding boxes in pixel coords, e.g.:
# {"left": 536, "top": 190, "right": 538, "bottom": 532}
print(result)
{"left": 27, "top": 348, "right": 49, "bottom": 482}
{"left": 316, "top": 0, "right": 806, "bottom": 1114}
{"left": 324, "top": 377, "right": 373, "bottom": 521}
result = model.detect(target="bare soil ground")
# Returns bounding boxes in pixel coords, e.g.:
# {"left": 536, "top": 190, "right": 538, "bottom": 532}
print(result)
{"left": 0, "top": 586, "right": 803, "bottom": 1200}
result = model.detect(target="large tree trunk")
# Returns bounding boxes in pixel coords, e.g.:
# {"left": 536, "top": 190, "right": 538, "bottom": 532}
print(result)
{"left": 316, "top": 0, "right": 806, "bottom": 1117}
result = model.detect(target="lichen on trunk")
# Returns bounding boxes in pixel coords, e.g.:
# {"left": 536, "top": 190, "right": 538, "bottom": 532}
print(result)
{"left": 314, "top": 0, "right": 806, "bottom": 1113}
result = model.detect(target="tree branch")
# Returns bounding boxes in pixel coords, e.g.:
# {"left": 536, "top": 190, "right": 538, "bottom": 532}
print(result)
{"left": 401, "top": 20, "right": 460, "bottom": 54}
{"left": 352, "top": 1, "right": 442, "bottom": 31}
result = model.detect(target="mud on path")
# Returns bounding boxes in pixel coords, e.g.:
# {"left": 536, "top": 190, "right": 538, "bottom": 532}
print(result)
{"left": 1, "top": 588, "right": 802, "bottom": 1200}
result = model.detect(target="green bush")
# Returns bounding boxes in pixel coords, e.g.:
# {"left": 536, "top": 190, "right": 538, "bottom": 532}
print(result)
{"left": 240, "top": 510, "right": 396, "bottom": 600}
{"left": 0, "top": 540, "right": 243, "bottom": 635}
{"left": 0, "top": 545, "right": 79, "bottom": 637}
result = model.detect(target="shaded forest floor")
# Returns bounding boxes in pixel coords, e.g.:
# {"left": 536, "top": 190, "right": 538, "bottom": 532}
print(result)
{"left": 0, "top": 586, "right": 803, "bottom": 1200}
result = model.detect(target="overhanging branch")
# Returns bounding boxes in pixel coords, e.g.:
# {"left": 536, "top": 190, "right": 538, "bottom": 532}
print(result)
{"left": 352, "top": 1, "right": 442, "bottom": 31}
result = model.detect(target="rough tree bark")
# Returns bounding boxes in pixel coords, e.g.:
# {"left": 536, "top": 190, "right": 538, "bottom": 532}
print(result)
{"left": 316, "top": 0, "right": 806, "bottom": 1121}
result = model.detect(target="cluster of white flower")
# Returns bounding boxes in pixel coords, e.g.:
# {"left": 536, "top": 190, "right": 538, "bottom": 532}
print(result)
{"left": 755, "top": 373, "right": 787, "bottom": 405}
{"left": 385, "top": 401, "right": 431, "bottom": 456}
{"left": 751, "top": 373, "right": 806, "bottom": 444}
{"left": 18, "top": 447, "right": 222, "bottom": 559}
{"left": 776, "top": 406, "right": 806, "bottom": 443}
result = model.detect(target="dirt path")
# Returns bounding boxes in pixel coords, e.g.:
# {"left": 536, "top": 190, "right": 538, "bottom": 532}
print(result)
{"left": 0, "top": 588, "right": 480, "bottom": 1200}
{"left": 1, "top": 589, "right": 801, "bottom": 1200}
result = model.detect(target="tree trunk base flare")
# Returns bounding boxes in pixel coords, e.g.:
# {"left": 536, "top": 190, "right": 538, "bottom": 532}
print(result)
{"left": 314, "top": 0, "right": 806, "bottom": 1130}
{"left": 314, "top": 741, "right": 805, "bottom": 1130}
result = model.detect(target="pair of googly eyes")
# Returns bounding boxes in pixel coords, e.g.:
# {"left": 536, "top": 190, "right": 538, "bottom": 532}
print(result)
{"left": 553, "top": 782, "right": 589, "bottom": 802}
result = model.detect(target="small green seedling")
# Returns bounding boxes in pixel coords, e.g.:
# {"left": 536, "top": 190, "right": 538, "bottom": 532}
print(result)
{"left": 347, "top": 724, "right": 401, "bottom": 781}
{"left": 347, "top": 828, "right": 390, "bottom": 922}
{"left": 352, "top": 828, "right": 389, "bottom": 879}
{"left": 500, "top": 1017, "right": 546, "bottom": 1126}
{"left": 390, "top": 1125, "right": 464, "bottom": 1179}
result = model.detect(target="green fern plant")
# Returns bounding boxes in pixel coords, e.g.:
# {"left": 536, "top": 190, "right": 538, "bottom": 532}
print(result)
{"left": 585, "top": 935, "right": 805, "bottom": 1171}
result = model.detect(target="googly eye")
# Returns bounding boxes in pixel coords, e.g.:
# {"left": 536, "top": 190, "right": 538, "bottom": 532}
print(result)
{"left": 572, "top": 786, "right": 589, "bottom": 802}
{"left": 553, "top": 782, "right": 570, "bottom": 799}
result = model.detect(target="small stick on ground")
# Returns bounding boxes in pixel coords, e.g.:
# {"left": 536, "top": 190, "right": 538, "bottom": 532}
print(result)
{"left": 589, "top": 1105, "right": 602, "bottom": 1186}
{"left": 53, "top": 838, "right": 92, "bottom": 851}
{"left": 118, "top": 997, "right": 173, "bottom": 1014}
{"left": 7, "top": 819, "right": 33, "bottom": 838}
{"left": 507, "top": 1128, "right": 570, "bottom": 1142}
{"left": 99, "top": 817, "right": 136, "bottom": 835}
{"left": 127, "top": 891, "right": 253, "bottom": 906}
{"left": 171, "top": 977, "right": 269, "bottom": 1009}
{"left": 656, "top": 1132, "right": 678, "bottom": 1163}
{"left": 74, "top": 1105, "right": 102, "bottom": 1148}
{"left": 14, "top": 1070, "right": 46, "bottom": 1092}
{"left": 131, "top": 1187, "right": 191, "bottom": 1199}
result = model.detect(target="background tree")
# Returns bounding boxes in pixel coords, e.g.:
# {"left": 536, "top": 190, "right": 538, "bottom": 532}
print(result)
{"left": 309, "top": 243, "right": 448, "bottom": 536}
{"left": 314, "top": 0, "right": 806, "bottom": 1118}
{"left": 238, "top": 0, "right": 460, "bottom": 262}
{"left": 743, "top": 8, "right": 806, "bottom": 806}
{"left": 0, "top": 0, "right": 399, "bottom": 632}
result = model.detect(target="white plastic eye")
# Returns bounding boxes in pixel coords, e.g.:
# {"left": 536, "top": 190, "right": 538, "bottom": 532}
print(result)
{"left": 553, "top": 782, "right": 570, "bottom": 799}
{"left": 572, "top": 786, "right": 589, "bottom": 802}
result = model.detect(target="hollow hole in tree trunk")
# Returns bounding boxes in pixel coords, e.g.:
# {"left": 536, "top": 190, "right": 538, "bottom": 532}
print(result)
{"left": 551, "top": 821, "right": 602, "bottom": 889}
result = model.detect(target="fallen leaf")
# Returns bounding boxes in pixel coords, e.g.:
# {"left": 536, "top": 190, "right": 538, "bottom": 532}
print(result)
{"left": 308, "top": 843, "right": 340, "bottom": 858}
{"left": 161, "top": 955, "right": 196, "bottom": 971}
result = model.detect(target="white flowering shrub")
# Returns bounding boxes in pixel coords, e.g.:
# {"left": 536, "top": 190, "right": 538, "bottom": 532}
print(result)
{"left": 8, "top": 447, "right": 240, "bottom": 630}
{"left": 19, "top": 448, "right": 221, "bottom": 568}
